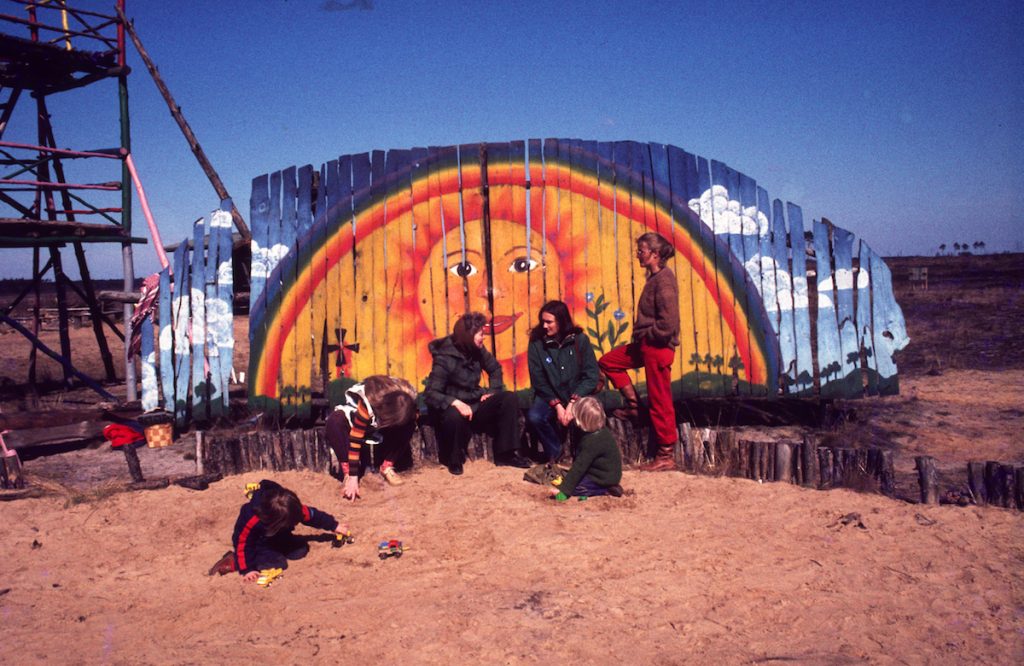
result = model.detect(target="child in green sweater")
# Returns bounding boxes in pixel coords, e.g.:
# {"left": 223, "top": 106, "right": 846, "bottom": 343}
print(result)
{"left": 550, "top": 396, "right": 623, "bottom": 500}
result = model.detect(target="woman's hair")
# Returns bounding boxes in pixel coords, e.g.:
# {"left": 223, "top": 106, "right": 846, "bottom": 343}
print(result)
{"left": 451, "top": 312, "right": 488, "bottom": 355}
{"left": 254, "top": 482, "right": 303, "bottom": 535}
{"left": 637, "top": 231, "right": 675, "bottom": 267}
{"left": 362, "top": 375, "right": 418, "bottom": 428}
{"left": 571, "top": 396, "right": 606, "bottom": 433}
{"left": 529, "top": 300, "right": 582, "bottom": 342}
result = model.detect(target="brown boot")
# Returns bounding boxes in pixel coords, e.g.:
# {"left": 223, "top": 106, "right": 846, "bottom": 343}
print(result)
{"left": 207, "top": 550, "right": 236, "bottom": 576}
{"left": 640, "top": 444, "right": 677, "bottom": 472}
{"left": 612, "top": 384, "right": 640, "bottom": 420}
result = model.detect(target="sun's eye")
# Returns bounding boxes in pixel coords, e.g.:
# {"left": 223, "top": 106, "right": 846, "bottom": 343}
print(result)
{"left": 508, "top": 257, "right": 538, "bottom": 273}
{"left": 450, "top": 261, "right": 477, "bottom": 278}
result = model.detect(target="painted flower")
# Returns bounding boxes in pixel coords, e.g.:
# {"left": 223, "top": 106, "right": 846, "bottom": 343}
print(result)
{"left": 613, "top": 309, "right": 625, "bottom": 320}
{"left": 585, "top": 292, "right": 594, "bottom": 302}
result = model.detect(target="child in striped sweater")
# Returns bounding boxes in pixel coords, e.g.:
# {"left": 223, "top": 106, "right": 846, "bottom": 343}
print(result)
{"left": 325, "top": 375, "right": 418, "bottom": 501}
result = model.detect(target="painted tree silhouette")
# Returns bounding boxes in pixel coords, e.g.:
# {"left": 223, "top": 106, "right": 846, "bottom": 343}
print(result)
{"left": 712, "top": 354, "right": 724, "bottom": 374}
{"left": 688, "top": 351, "right": 703, "bottom": 371}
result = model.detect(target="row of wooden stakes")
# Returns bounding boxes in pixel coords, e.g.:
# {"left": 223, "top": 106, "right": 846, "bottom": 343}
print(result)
{"left": 191, "top": 417, "right": 1022, "bottom": 511}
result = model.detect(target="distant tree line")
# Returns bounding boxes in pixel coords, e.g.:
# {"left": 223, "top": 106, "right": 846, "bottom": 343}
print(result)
{"left": 937, "top": 241, "right": 986, "bottom": 256}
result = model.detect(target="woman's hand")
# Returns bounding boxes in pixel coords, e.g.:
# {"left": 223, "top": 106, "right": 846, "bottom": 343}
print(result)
{"left": 242, "top": 571, "right": 259, "bottom": 584}
{"left": 342, "top": 475, "right": 361, "bottom": 501}
{"left": 452, "top": 399, "right": 473, "bottom": 420}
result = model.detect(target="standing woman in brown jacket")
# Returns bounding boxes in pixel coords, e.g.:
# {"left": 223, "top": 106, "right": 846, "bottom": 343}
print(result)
{"left": 598, "top": 232, "right": 680, "bottom": 471}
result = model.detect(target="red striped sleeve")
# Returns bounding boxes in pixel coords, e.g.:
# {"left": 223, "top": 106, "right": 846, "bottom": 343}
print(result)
{"left": 346, "top": 401, "right": 373, "bottom": 469}
{"left": 235, "top": 515, "right": 260, "bottom": 572}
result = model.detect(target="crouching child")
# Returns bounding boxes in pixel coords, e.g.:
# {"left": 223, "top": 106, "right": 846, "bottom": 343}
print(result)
{"left": 209, "top": 479, "right": 346, "bottom": 582}
{"left": 550, "top": 396, "right": 623, "bottom": 501}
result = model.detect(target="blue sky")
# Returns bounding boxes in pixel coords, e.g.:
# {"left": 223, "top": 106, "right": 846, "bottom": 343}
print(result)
{"left": 3, "top": 0, "right": 1021, "bottom": 279}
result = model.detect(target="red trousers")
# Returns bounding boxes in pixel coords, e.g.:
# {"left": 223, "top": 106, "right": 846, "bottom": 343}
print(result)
{"left": 599, "top": 341, "right": 678, "bottom": 446}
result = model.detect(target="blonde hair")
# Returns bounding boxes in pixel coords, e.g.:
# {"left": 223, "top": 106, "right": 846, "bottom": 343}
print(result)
{"left": 571, "top": 396, "right": 606, "bottom": 433}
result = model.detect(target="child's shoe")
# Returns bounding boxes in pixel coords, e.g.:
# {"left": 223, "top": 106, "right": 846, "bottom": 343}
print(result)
{"left": 381, "top": 467, "right": 403, "bottom": 486}
{"left": 608, "top": 484, "right": 624, "bottom": 497}
{"left": 207, "top": 550, "right": 235, "bottom": 576}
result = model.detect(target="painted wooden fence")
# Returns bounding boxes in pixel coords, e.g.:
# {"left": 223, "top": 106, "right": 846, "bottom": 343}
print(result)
{"left": 246, "top": 140, "right": 908, "bottom": 419}
{"left": 142, "top": 204, "right": 234, "bottom": 426}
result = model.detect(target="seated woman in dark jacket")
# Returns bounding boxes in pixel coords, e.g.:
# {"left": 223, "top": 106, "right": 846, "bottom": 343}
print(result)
{"left": 424, "top": 312, "right": 532, "bottom": 475}
{"left": 526, "top": 300, "right": 600, "bottom": 462}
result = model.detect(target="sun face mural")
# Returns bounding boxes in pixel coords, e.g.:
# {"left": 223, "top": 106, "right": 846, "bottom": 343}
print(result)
{"left": 247, "top": 140, "right": 907, "bottom": 418}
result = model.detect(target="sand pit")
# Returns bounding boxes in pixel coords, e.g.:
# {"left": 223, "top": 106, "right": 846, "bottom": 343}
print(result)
{"left": 3, "top": 458, "right": 1022, "bottom": 663}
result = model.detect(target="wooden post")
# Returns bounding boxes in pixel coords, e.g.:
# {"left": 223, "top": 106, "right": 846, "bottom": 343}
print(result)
{"left": 122, "top": 445, "right": 144, "bottom": 483}
{"left": 775, "top": 442, "right": 793, "bottom": 483}
{"left": 878, "top": 449, "right": 896, "bottom": 497}
{"left": 1015, "top": 467, "right": 1024, "bottom": 511}
{"left": 817, "top": 447, "right": 833, "bottom": 490}
{"left": 967, "top": 461, "right": 986, "bottom": 506}
{"left": 999, "top": 464, "right": 1016, "bottom": 509}
{"left": 915, "top": 456, "right": 939, "bottom": 505}
{"left": 195, "top": 431, "right": 204, "bottom": 475}
{"left": 801, "top": 434, "right": 817, "bottom": 487}
{"left": 736, "top": 440, "right": 750, "bottom": 479}
{"left": 984, "top": 461, "right": 1004, "bottom": 507}
{"left": 116, "top": 7, "right": 250, "bottom": 241}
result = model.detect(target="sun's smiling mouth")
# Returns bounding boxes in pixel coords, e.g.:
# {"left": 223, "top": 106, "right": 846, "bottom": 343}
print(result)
{"left": 484, "top": 313, "right": 522, "bottom": 334}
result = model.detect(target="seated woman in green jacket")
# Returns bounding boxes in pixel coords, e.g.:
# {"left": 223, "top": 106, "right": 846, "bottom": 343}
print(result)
{"left": 527, "top": 300, "right": 600, "bottom": 463}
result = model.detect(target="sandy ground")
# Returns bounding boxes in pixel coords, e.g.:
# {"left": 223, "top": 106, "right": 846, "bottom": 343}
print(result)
{"left": 3, "top": 464, "right": 1022, "bottom": 664}
{"left": 2, "top": 268, "right": 1023, "bottom": 662}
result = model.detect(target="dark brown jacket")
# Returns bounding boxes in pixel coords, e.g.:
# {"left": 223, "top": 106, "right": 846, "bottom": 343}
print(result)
{"left": 632, "top": 267, "right": 680, "bottom": 348}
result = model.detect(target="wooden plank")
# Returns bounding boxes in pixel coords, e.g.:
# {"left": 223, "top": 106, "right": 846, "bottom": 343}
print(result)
{"left": 262, "top": 169, "right": 283, "bottom": 422}
{"left": 190, "top": 217, "right": 208, "bottom": 422}
{"left": 278, "top": 166, "right": 298, "bottom": 419}
{"left": 248, "top": 174, "right": 270, "bottom": 342}
{"left": 786, "top": 203, "right": 814, "bottom": 395}
{"left": 611, "top": 141, "right": 638, "bottom": 360}
{"left": 649, "top": 141, "right": 685, "bottom": 396}
{"left": 333, "top": 155, "right": 356, "bottom": 398}
{"left": 863, "top": 242, "right": 906, "bottom": 395}
{"left": 322, "top": 158, "right": 343, "bottom": 401}
{"left": 485, "top": 141, "right": 515, "bottom": 386}
{"left": 771, "top": 199, "right": 799, "bottom": 394}
{"left": 710, "top": 161, "right": 748, "bottom": 395}
{"left": 544, "top": 140, "right": 569, "bottom": 301}
{"left": 294, "top": 164, "right": 314, "bottom": 420}
{"left": 157, "top": 265, "right": 173, "bottom": 411}
{"left": 698, "top": 158, "right": 729, "bottom": 396}
{"left": 349, "top": 152, "right": 372, "bottom": 380}
{"left": 204, "top": 208, "right": 223, "bottom": 419}
{"left": 215, "top": 204, "right": 234, "bottom": 416}
{"left": 855, "top": 239, "right": 879, "bottom": 395}
{"left": 368, "top": 149, "right": 387, "bottom": 377}
{"left": 813, "top": 219, "right": 843, "bottom": 397}
{"left": 394, "top": 149, "right": 418, "bottom": 385}
{"left": 832, "top": 225, "right": 860, "bottom": 394}
{"left": 756, "top": 185, "right": 779, "bottom": 395}
{"left": 171, "top": 242, "right": 191, "bottom": 428}
{"left": 458, "top": 143, "right": 484, "bottom": 319}
{"left": 666, "top": 145, "right": 700, "bottom": 397}
{"left": 310, "top": 163, "right": 329, "bottom": 402}
{"left": 507, "top": 139, "right": 529, "bottom": 390}
{"left": 736, "top": 170, "right": 760, "bottom": 395}
{"left": 140, "top": 312, "right": 157, "bottom": 411}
